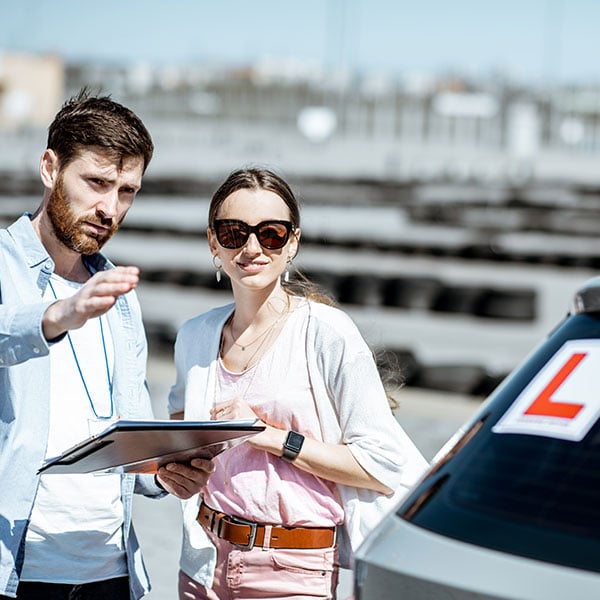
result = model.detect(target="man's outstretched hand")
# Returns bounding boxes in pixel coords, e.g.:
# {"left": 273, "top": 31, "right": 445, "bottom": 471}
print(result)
{"left": 43, "top": 266, "right": 140, "bottom": 340}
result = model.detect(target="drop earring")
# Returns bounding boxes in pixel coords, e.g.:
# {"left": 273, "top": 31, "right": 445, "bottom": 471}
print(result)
{"left": 213, "top": 255, "right": 222, "bottom": 283}
{"left": 283, "top": 258, "right": 292, "bottom": 283}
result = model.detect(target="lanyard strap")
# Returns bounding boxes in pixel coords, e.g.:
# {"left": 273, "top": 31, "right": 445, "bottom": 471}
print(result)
{"left": 47, "top": 279, "right": 114, "bottom": 419}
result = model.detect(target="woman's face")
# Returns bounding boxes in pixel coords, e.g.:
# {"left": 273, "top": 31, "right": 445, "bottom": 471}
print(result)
{"left": 208, "top": 187, "right": 300, "bottom": 292}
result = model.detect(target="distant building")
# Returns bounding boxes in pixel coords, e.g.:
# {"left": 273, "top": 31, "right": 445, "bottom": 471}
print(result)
{"left": 2, "top": 53, "right": 600, "bottom": 185}
{"left": 0, "top": 52, "right": 64, "bottom": 131}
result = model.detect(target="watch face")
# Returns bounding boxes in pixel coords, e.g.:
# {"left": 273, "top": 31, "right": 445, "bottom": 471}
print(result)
{"left": 286, "top": 431, "right": 304, "bottom": 452}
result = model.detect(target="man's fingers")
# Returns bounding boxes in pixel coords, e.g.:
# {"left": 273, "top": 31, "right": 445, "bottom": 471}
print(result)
{"left": 87, "top": 267, "right": 139, "bottom": 291}
{"left": 156, "top": 460, "right": 214, "bottom": 499}
{"left": 48, "top": 266, "right": 142, "bottom": 334}
{"left": 189, "top": 458, "right": 216, "bottom": 473}
{"left": 165, "top": 460, "right": 214, "bottom": 480}
{"left": 77, "top": 266, "right": 141, "bottom": 309}
{"left": 85, "top": 280, "right": 137, "bottom": 299}
{"left": 76, "top": 296, "right": 119, "bottom": 319}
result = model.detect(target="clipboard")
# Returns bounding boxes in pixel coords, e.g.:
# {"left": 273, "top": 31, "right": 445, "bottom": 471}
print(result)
{"left": 37, "top": 419, "right": 265, "bottom": 475}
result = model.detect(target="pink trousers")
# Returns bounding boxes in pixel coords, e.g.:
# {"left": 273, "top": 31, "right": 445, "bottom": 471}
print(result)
{"left": 178, "top": 528, "right": 339, "bottom": 600}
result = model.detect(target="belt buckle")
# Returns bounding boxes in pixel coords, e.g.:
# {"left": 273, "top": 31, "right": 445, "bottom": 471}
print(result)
{"left": 220, "top": 514, "right": 258, "bottom": 549}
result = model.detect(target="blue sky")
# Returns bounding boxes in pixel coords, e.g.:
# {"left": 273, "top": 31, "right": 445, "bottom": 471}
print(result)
{"left": 1, "top": 0, "right": 599, "bottom": 84}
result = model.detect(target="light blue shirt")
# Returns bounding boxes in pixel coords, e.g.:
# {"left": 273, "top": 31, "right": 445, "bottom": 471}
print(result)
{"left": 0, "top": 214, "right": 163, "bottom": 599}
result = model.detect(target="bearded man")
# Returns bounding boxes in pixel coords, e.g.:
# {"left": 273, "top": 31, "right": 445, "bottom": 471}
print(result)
{"left": 0, "top": 90, "right": 212, "bottom": 600}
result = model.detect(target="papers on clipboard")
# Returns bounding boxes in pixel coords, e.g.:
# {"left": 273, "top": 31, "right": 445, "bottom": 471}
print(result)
{"left": 37, "top": 419, "right": 265, "bottom": 475}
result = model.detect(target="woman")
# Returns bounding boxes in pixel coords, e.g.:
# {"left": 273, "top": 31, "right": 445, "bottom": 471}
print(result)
{"left": 168, "top": 167, "right": 428, "bottom": 599}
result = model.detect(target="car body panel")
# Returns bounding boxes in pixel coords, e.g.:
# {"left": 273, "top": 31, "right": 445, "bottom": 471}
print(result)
{"left": 355, "top": 516, "right": 600, "bottom": 600}
{"left": 354, "top": 276, "right": 600, "bottom": 599}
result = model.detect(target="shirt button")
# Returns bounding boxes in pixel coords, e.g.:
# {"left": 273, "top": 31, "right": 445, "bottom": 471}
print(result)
{"left": 32, "top": 347, "right": 40, "bottom": 354}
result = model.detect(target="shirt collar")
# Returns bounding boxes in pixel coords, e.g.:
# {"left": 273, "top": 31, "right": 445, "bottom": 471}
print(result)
{"left": 7, "top": 212, "right": 111, "bottom": 274}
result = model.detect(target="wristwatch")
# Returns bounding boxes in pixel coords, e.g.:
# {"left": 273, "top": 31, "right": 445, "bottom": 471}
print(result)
{"left": 281, "top": 430, "right": 305, "bottom": 462}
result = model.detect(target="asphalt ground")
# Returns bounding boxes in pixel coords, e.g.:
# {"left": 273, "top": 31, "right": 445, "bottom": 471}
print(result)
{"left": 133, "top": 355, "right": 481, "bottom": 599}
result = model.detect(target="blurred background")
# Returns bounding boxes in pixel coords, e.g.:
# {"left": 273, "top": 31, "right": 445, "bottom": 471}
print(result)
{"left": 2, "top": 0, "right": 599, "bottom": 397}
{"left": 2, "top": 1, "right": 600, "bottom": 597}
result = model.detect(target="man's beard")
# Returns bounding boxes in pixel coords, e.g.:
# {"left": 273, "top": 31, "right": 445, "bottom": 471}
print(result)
{"left": 47, "top": 175, "right": 119, "bottom": 255}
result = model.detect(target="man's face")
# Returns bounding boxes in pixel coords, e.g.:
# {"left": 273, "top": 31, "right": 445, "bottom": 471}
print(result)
{"left": 47, "top": 150, "right": 144, "bottom": 255}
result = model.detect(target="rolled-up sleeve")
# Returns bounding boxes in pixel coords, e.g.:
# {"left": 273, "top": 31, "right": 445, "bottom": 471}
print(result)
{"left": 308, "top": 306, "right": 429, "bottom": 491}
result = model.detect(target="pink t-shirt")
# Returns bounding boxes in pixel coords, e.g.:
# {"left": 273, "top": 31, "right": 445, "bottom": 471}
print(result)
{"left": 203, "top": 303, "right": 344, "bottom": 528}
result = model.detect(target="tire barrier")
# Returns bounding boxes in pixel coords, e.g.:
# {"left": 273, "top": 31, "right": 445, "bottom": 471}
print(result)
{"left": 411, "top": 202, "right": 600, "bottom": 239}
{"left": 337, "top": 275, "right": 383, "bottom": 307}
{"left": 473, "top": 288, "right": 536, "bottom": 320}
{"left": 382, "top": 277, "right": 442, "bottom": 310}
{"left": 301, "top": 271, "right": 342, "bottom": 301}
{"left": 139, "top": 268, "right": 537, "bottom": 322}
{"left": 143, "top": 320, "right": 503, "bottom": 398}
{"left": 471, "top": 372, "right": 507, "bottom": 397}
{"left": 144, "top": 321, "right": 178, "bottom": 357}
{"left": 0, "top": 185, "right": 592, "bottom": 402}
{"left": 430, "top": 286, "right": 487, "bottom": 315}
{"left": 143, "top": 268, "right": 231, "bottom": 291}
{"left": 2, "top": 185, "right": 600, "bottom": 269}
{"left": 375, "top": 347, "right": 507, "bottom": 397}
{"left": 431, "top": 285, "right": 537, "bottom": 320}
{"left": 376, "top": 349, "right": 421, "bottom": 388}
{"left": 142, "top": 269, "right": 200, "bottom": 286}
{"left": 300, "top": 233, "right": 600, "bottom": 269}
{"left": 413, "top": 364, "right": 495, "bottom": 396}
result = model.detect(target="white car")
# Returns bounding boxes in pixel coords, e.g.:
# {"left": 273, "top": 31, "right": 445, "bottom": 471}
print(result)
{"left": 354, "top": 276, "right": 600, "bottom": 599}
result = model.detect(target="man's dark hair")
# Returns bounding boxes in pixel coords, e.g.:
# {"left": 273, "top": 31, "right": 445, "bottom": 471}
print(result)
{"left": 47, "top": 88, "right": 154, "bottom": 172}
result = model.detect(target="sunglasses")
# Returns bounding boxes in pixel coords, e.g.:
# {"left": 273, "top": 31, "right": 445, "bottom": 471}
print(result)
{"left": 213, "top": 219, "right": 294, "bottom": 250}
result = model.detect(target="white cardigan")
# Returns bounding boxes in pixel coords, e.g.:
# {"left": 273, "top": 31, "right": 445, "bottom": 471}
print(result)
{"left": 168, "top": 301, "right": 429, "bottom": 586}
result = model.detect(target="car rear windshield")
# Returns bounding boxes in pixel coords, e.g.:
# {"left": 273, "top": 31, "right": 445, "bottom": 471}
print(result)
{"left": 402, "top": 313, "right": 600, "bottom": 573}
{"left": 403, "top": 417, "right": 600, "bottom": 572}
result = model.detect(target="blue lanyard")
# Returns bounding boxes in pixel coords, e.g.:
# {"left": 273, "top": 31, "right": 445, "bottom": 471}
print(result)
{"left": 47, "top": 278, "right": 114, "bottom": 419}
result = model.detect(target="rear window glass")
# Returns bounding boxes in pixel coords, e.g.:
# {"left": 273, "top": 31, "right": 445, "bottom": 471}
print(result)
{"left": 405, "top": 420, "right": 600, "bottom": 572}
{"left": 402, "top": 315, "right": 600, "bottom": 573}
{"left": 453, "top": 433, "right": 600, "bottom": 537}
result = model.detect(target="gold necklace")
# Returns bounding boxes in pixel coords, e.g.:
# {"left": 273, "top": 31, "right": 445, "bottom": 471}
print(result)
{"left": 221, "top": 312, "right": 283, "bottom": 371}
{"left": 226, "top": 303, "right": 290, "bottom": 353}
{"left": 214, "top": 302, "right": 293, "bottom": 486}
{"left": 229, "top": 318, "right": 280, "bottom": 352}
{"left": 215, "top": 319, "right": 280, "bottom": 484}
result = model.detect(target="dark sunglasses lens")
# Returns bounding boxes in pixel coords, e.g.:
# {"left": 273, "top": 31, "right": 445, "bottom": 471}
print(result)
{"left": 257, "top": 223, "right": 291, "bottom": 249}
{"left": 216, "top": 222, "right": 248, "bottom": 249}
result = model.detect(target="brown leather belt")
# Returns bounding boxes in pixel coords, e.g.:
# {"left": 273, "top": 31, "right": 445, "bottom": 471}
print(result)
{"left": 197, "top": 502, "right": 336, "bottom": 550}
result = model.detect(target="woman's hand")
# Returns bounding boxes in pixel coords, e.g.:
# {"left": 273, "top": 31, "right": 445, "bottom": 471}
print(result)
{"left": 211, "top": 399, "right": 391, "bottom": 494}
{"left": 211, "top": 397, "right": 261, "bottom": 421}
{"left": 211, "top": 397, "right": 278, "bottom": 449}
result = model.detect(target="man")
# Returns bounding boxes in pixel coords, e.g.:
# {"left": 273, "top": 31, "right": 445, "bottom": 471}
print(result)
{"left": 0, "top": 90, "right": 212, "bottom": 600}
